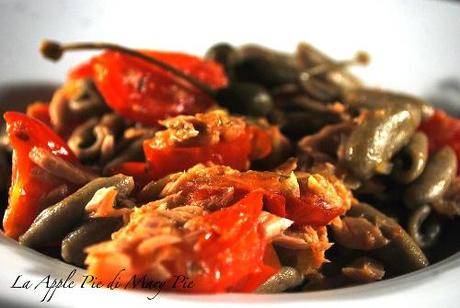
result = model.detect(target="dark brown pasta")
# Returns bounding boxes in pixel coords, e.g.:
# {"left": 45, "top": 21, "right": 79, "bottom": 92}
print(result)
{"left": 19, "top": 174, "right": 134, "bottom": 248}
{"left": 255, "top": 267, "right": 304, "bottom": 293}
{"left": 102, "top": 129, "right": 156, "bottom": 175}
{"left": 338, "top": 102, "right": 422, "bottom": 180}
{"left": 49, "top": 79, "right": 109, "bottom": 133}
{"left": 61, "top": 217, "right": 123, "bottom": 266}
{"left": 37, "top": 184, "right": 70, "bottom": 213}
{"left": 296, "top": 43, "right": 363, "bottom": 89}
{"left": 431, "top": 177, "right": 460, "bottom": 217}
{"left": 68, "top": 117, "right": 110, "bottom": 161}
{"left": 342, "top": 88, "right": 434, "bottom": 120}
{"left": 404, "top": 146, "right": 457, "bottom": 209}
{"left": 346, "top": 202, "right": 428, "bottom": 274}
{"left": 391, "top": 132, "right": 429, "bottom": 184}
{"left": 67, "top": 113, "right": 129, "bottom": 163}
{"left": 407, "top": 204, "right": 442, "bottom": 249}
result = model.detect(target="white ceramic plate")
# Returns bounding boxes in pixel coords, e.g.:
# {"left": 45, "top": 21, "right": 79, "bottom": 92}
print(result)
{"left": 1, "top": 0, "right": 460, "bottom": 307}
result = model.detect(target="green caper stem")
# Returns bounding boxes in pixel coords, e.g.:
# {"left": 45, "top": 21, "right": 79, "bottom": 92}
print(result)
{"left": 40, "top": 40, "right": 217, "bottom": 97}
{"left": 300, "top": 51, "right": 369, "bottom": 81}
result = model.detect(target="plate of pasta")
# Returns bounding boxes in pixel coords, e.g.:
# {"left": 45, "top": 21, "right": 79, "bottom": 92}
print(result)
{"left": 0, "top": 0, "right": 460, "bottom": 307}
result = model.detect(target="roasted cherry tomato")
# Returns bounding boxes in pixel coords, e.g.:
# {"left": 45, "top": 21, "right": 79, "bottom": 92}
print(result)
{"left": 144, "top": 126, "right": 271, "bottom": 180}
{"left": 263, "top": 193, "right": 287, "bottom": 217}
{"left": 419, "top": 109, "right": 460, "bottom": 174}
{"left": 69, "top": 51, "right": 227, "bottom": 125}
{"left": 190, "top": 191, "right": 277, "bottom": 292}
{"left": 3, "top": 112, "right": 78, "bottom": 239}
{"left": 285, "top": 194, "right": 345, "bottom": 226}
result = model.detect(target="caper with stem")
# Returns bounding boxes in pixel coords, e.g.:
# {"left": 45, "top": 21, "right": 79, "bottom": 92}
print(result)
{"left": 204, "top": 42, "right": 236, "bottom": 72}
{"left": 40, "top": 40, "right": 274, "bottom": 117}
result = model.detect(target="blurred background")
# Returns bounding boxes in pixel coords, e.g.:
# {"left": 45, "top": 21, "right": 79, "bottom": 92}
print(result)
{"left": 0, "top": 0, "right": 459, "bottom": 109}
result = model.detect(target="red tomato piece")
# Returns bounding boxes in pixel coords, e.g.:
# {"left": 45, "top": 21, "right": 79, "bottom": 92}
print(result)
{"left": 144, "top": 129, "right": 255, "bottom": 180}
{"left": 105, "top": 161, "right": 151, "bottom": 193}
{"left": 419, "top": 109, "right": 460, "bottom": 174}
{"left": 249, "top": 126, "right": 273, "bottom": 160}
{"left": 3, "top": 112, "right": 78, "bottom": 239}
{"left": 69, "top": 50, "right": 227, "bottom": 125}
{"left": 263, "top": 193, "right": 287, "bottom": 217}
{"left": 234, "top": 263, "right": 278, "bottom": 292}
{"left": 285, "top": 193, "right": 346, "bottom": 227}
{"left": 191, "top": 191, "right": 276, "bottom": 292}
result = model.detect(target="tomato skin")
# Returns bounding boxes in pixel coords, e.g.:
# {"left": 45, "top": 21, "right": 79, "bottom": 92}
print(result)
{"left": 69, "top": 51, "right": 227, "bottom": 125}
{"left": 144, "top": 130, "right": 254, "bottom": 180}
{"left": 2, "top": 112, "right": 77, "bottom": 239}
{"left": 285, "top": 194, "right": 345, "bottom": 227}
{"left": 419, "top": 109, "right": 460, "bottom": 174}
{"left": 264, "top": 193, "right": 287, "bottom": 217}
{"left": 261, "top": 191, "right": 344, "bottom": 227}
{"left": 234, "top": 263, "right": 278, "bottom": 292}
{"left": 190, "top": 191, "right": 276, "bottom": 293}
{"left": 249, "top": 126, "right": 273, "bottom": 160}
{"left": 144, "top": 124, "right": 273, "bottom": 180}
{"left": 230, "top": 174, "right": 346, "bottom": 227}
{"left": 105, "top": 161, "right": 151, "bottom": 194}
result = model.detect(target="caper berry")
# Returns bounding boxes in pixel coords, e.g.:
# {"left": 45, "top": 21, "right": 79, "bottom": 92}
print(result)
{"left": 204, "top": 42, "right": 235, "bottom": 73}
{"left": 234, "top": 56, "right": 298, "bottom": 88}
{"left": 216, "top": 82, "right": 274, "bottom": 117}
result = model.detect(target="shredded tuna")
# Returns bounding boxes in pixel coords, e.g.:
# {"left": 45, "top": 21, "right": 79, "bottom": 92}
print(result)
{"left": 153, "top": 110, "right": 247, "bottom": 147}
{"left": 342, "top": 257, "right": 385, "bottom": 283}
{"left": 274, "top": 226, "right": 331, "bottom": 275}
{"left": 29, "top": 146, "right": 96, "bottom": 185}
{"left": 85, "top": 186, "right": 131, "bottom": 221}
{"left": 331, "top": 216, "right": 389, "bottom": 250}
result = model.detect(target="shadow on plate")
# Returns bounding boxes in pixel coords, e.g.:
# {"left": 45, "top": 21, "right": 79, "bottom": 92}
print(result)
{"left": 0, "top": 234, "right": 83, "bottom": 278}
{"left": 0, "top": 81, "right": 59, "bottom": 114}
{"left": 427, "top": 77, "right": 460, "bottom": 116}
